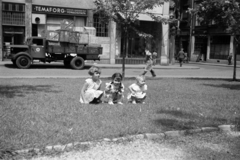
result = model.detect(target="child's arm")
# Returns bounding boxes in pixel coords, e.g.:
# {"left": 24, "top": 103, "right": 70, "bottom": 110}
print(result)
{"left": 128, "top": 85, "right": 135, "bottom": 95}
{"left": 142, "top": 84, "right": 147, "bottom": 94}
{"left": 105, "top": 82, "right": 112, "bottom": 93}
{"left": 80, "top": 82, "right": 88, "bottom": 103}
{"left": 97, "top": 82, "right": 102, "bottom": 90}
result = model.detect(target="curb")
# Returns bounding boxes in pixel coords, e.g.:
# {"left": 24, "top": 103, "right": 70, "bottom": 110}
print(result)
{"left": 11, "top": 124, "right": 239, "bottom": 157}
{"left": 0, "top": 76, "right": 236, "bottom": 80}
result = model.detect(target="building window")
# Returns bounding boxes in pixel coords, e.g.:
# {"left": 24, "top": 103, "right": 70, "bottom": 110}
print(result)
{"left": 93, "top": 13, "right": 109, "bottom": 37}
{"left": 2, "top": 3, "right": 25, "bottom": 26}
{"left": 210, "top": 36, "right": 230, "bottom": 60}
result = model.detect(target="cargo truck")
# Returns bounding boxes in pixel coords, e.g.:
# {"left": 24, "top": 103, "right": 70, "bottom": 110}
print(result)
{"left": 9, "top": 33, "right": 102, "bottom": 69}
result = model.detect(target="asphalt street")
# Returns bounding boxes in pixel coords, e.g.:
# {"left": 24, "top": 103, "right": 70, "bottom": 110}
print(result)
{"left": 0, "top": 60, "right": 240, "bottom": 79}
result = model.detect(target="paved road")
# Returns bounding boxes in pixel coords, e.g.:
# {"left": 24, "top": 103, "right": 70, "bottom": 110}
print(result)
{"left": 0, "top": 61, "right": 239, "bottom": 79}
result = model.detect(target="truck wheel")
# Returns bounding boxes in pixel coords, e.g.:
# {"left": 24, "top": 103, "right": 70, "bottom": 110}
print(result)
{"left": 70, "top": 57, "right": 85, "bottom": 70}
{"left": 16, "top": 55, "right": 31, "bottom": 69}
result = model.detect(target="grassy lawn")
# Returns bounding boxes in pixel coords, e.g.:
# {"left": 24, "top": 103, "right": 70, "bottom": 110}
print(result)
{"left": 0, "top": 78, "right": 240, "bottom": 151}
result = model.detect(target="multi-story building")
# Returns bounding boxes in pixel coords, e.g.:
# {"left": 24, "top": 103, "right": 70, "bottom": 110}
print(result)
{"left": 0, "top": 0, "right": 172, "bottom": 65}
{"left": 175, "top": 0, "right": 240, "bottom": 64}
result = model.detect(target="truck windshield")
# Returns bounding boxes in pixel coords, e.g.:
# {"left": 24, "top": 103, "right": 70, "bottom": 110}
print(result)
{"left": 32, "top": 39, "right": 43, "bottom": 46}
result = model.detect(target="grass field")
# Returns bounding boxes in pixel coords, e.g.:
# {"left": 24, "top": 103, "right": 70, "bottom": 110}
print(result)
{"left": 0, "top": 78, "right": 239, "bottom": 151}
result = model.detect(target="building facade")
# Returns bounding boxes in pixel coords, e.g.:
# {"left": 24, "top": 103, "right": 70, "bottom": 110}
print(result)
{"left": 175, "top": 0, "right": 240, "bottom": 64}
{"left": 1, "top": 0, "right": 171, "bottom": 65}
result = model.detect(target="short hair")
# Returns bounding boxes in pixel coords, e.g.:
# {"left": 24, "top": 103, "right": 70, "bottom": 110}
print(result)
{"left": 88, "top": 66, "right": 101, "bottom": 76}
{"left": 111, "top": 73, "right": 122, "bottom": 81}
{"left": 136, "top": 75, "right": 146, "bottom": 84}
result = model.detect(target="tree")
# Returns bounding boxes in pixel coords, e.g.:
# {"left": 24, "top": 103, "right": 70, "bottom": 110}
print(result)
{"left": 192, "top": 0, "right": 240, "bottom": 81}
{"left": 94, "top": 0, "right": 171, "bottom": 78}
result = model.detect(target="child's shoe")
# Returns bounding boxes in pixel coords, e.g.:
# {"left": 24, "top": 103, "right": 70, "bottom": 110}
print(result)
{"left": 117, "top": 102, "right": 123, "bottom": 105}
{"left": 132, "top": 100, "right": 136, "bottom": 104}
{"left": 108, "top": 101, "right": 114, "bottom": 105}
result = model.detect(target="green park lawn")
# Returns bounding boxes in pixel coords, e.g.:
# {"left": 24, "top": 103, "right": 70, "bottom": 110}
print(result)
{"left": 0, "top": 78, "right": 239, "bottom": 151}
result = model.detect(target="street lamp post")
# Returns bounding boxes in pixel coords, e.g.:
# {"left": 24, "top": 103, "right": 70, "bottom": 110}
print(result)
{"left": 188, "top": 0, "right": 194, "bottom": 62}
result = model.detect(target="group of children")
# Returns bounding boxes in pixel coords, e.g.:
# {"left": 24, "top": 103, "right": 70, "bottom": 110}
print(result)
{"left": 80, "top": 66, "right": 147, "bottom": 105}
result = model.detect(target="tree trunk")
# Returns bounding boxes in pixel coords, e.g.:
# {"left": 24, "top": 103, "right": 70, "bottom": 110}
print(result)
{"left": 233, "top": 43, "right": 237, "bottom": 81}
{"left": 122, "top": 30, "right": 126, "bottom": 79}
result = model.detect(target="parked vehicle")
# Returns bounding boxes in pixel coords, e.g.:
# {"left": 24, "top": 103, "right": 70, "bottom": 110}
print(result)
{"left": 9, "top": 35, "right": 102, "bottom": 69}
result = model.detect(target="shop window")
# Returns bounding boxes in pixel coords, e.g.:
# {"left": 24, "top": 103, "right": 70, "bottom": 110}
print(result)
{"left": 2, "top": 3, "right": 25, "bottom": 26}
{"left": 210, "top": 36, "right": 230, "bottom": 59}
{"left": 2, "top": 3, "right": 25, "bottom": 12}
{"left": 46, "top": 16, "right": 73, "bottom": 31}
{"left": 93, "top": 13, "right": 109, "bottom": 37}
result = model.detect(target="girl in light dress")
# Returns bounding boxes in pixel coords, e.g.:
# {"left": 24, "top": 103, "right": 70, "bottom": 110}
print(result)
{"left": 104, "top": 73, "right": 124, "bottom": 105}
{"left": 80, "top": 66, "right": 103, "bottom": 104}
{"left": 127, "top": 75, "right": 147, "bottom": 104}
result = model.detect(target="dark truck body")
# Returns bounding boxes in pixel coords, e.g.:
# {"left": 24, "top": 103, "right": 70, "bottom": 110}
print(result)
{"left": 9, "top": 36, "right": 102, "bottom": 69}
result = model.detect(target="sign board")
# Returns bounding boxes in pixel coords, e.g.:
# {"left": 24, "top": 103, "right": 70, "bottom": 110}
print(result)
{"left": 32, "top": 5, "right": 87, "bottom": 16}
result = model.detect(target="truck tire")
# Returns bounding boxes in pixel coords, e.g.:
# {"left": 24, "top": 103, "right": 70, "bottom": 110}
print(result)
{"left": 16, "top": 55, "right": 31, "bottom": 69}
{"left": 70, "top": 57, "right": 85, "bottom": 70}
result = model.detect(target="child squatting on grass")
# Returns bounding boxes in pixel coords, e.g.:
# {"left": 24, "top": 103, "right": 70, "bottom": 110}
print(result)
{"left": 79, "top": 66, "right": 103, "bottom": 104}
{"left": 127, "top": 75, "right": 147, "bottom": 104}
{"left": 103, "top": 73, "right": 124, "bottom": 105}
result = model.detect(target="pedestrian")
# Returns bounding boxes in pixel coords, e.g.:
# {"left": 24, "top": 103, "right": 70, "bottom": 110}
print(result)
{"left": 103, "top": 73, "right": 124, "bottom": 105}
{"left": 127, "top": 75, "right": 147, "bottom": 104}
{"left": 79, "top": 66, "right": 103, "bottom": 104}
{"left": 177, "top": 48, "right": 186, "bottom": 67}
{"left": 142, "top": 49, "right": 156, "bottom": 77}
{"left": 228, "top": 54, "right": 232, "bottom": 65}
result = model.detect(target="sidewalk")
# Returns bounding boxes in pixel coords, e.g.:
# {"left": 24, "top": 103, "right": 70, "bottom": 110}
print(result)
{"left": 1, "top": 60, "right": 239, "bottom": 79}
{"left": 0, "top": 60, "right": 200, "bottom": 69}
{"left": 2, "top": 59, "right": 239, "bottom": 69}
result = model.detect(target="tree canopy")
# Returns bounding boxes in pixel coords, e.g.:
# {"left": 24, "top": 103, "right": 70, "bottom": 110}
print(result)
{"left": 193, "top": 0, "right": 240, "bottom": 34}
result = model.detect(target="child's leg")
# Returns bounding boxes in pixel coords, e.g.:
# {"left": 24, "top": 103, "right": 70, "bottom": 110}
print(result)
{"left": 107, "top": 94, "right": 114, "bottom": 105}
{"left": 114, "top": 93, "right": 123, "bottom": 104}
{"left": 129, "top": 96, "right": 137, "bottom": 104}
{"left": 136, "top": 96, "right": 146, "bottom": 104}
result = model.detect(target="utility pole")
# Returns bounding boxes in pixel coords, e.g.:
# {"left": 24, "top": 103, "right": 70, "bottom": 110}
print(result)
{"left": 188, "top": 0, "right": 194, "bottom": 62}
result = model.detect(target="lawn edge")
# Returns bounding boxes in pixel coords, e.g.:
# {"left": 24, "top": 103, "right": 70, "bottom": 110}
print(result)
{"left": 6, "top": 124, "right": 238, "bottom": 159}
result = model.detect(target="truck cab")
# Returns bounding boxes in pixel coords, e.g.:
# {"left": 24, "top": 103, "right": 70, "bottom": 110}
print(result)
{"left": 26, "top": 37, "right": 46, "bottom": 59}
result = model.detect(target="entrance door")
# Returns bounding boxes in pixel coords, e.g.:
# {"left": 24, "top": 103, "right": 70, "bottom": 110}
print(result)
{"left": 2, "top": 26, "right": 25, "bottom": 60}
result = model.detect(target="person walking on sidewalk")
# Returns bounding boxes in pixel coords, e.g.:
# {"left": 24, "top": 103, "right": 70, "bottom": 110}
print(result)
{"left": 177, "top": 48, "right": 186, "bottom": 67}
{"left": 142, "top": 49, "right": 156, "bottom": 77}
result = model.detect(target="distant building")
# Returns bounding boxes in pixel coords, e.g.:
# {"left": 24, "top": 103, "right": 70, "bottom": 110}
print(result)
{"left": 174, "top": 0, "right": 240, "bottom": 64}
{"left": 0, "top": 0, "right": 171, "bottom": 65}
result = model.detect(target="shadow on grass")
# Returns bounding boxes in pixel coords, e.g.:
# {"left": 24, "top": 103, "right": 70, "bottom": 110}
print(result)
{"left": 0, "top": 85, "right": 60, "bottom": 98}
{"left": 203, "top": 84, "right": 240, "bottom": 90}
{"left": 154, "top": 109, "right": 229, "bottom": 130}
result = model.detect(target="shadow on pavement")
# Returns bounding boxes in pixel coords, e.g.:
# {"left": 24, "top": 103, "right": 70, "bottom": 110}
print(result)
{"left": 3, "top": 64, "right": 91, "bottom": 70}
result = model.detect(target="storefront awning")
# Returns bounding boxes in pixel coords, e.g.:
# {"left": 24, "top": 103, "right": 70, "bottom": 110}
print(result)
{"left": 119, "top": 13, "right": 164, "bottom": 22}
{"left": 32, "top": 0, "right": 96, "bottom": 9}
{"left": 137, "top": 13, "right": 154, "bottom": 21}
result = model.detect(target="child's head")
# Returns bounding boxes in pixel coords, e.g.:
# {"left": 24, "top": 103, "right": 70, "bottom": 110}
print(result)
{"left": 111, "top": 73, "right": 122, "bottom": 84}
{"left": 88, "top": 66, "right": 101, "bottom": 77}
{"left": 136, "top": 75, "right": 146, "bottom": 86}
